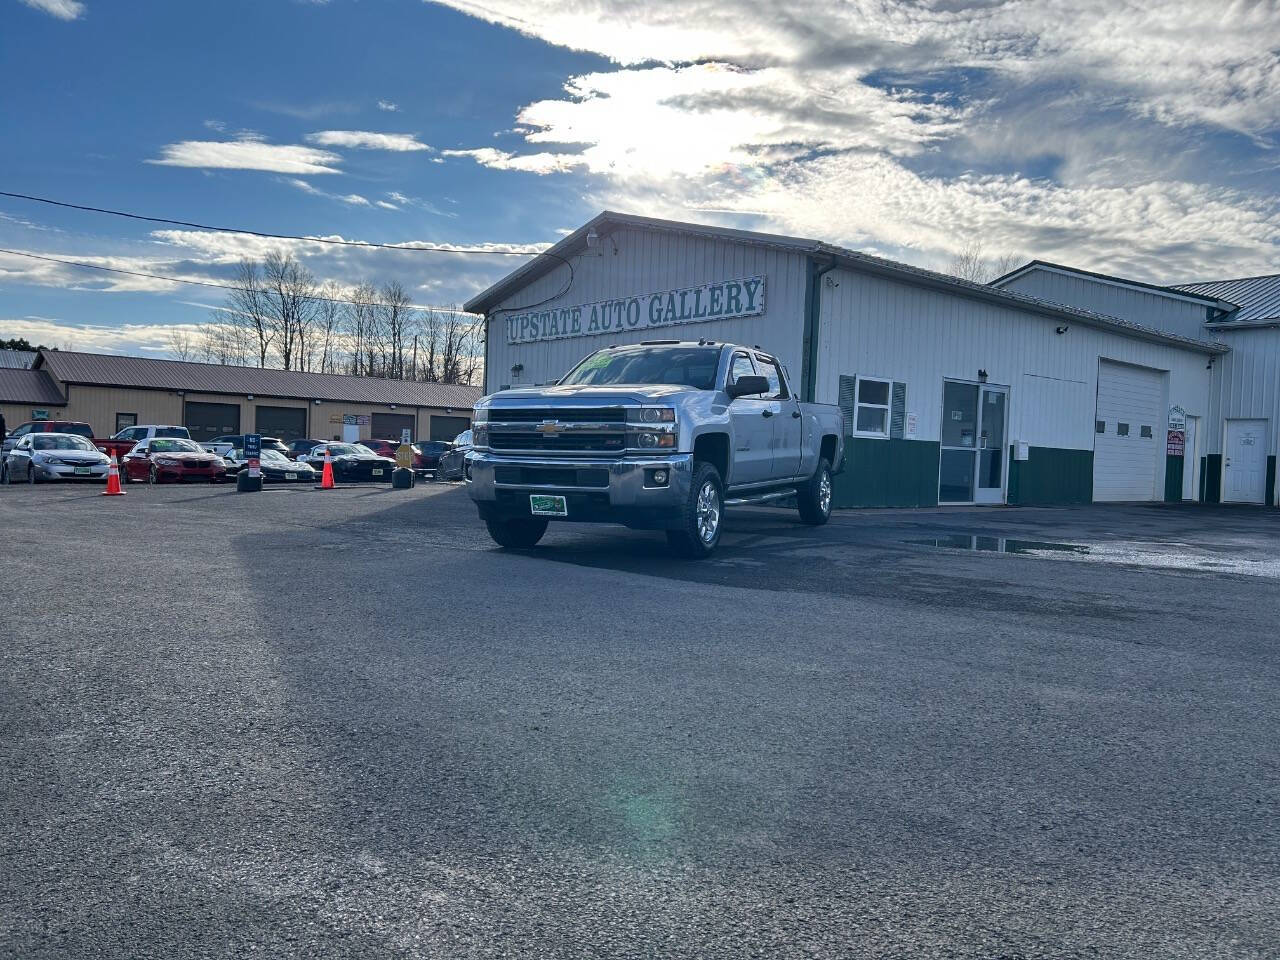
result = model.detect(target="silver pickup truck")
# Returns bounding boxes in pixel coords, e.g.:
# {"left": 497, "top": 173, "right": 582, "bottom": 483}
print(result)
{"left": 466, "top": 340, "right": 845, "bottom": 557}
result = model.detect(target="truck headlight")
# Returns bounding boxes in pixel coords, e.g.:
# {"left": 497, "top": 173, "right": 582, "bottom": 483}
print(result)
{"left": 628, "top": 407, "right": 676, "bottom": 424}
{"left": 472, "top": 426, "right": 488, "bottom": 447}
{"left": 632, "top": 432, "right": 676, "bottom": 449}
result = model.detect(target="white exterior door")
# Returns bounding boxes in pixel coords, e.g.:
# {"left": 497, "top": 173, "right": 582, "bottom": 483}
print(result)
{"left": 342, "top": 423, "right": 361, "bottom": 443}
{"left": 1182, "top": 416, "right": 1199, "bottom": 501}
{"left": 1223, "top": 419, "right": 1267, "bottom": 504}
{"left": 1094, "top": 360, "right": 1163, "bottom": 502}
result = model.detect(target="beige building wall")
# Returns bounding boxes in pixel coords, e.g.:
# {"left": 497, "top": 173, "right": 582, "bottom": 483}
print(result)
{"left": 4, "top": 382, "right": 472, "bottom": 443}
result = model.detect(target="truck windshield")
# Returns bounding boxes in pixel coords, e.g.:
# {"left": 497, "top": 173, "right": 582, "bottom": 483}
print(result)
{"left": 560, "top": 346, "right": 720, "bottom": 389}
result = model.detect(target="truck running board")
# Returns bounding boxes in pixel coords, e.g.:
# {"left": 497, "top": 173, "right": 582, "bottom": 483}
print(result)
{"left": 724, "top": 489, "right": 795, "bottom": 506}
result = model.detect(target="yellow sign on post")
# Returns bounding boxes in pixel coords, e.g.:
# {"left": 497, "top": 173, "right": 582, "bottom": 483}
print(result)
{"left": 396, "top": 443, "right": 414, "bottom": 470}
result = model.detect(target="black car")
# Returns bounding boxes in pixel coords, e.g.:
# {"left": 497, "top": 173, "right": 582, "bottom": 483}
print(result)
{"left": 434, "top": 430, "right": 472, "bottom": 482}
{"left": 299, "top": 442, "right": 397, "bottom": 482}
{"left": 226, "top": 447, "right": 318, "bottom": 483}
{"left": 417, "top": 440, "right": 450, "bottom": 474}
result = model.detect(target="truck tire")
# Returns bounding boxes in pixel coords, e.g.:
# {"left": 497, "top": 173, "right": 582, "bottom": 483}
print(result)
{"left": 485, "top": 517, "right": 549, "bottom": 549}
{"left": 796, "top": 457, "right": 833, "bottom": 525}
{"left": 666, "top": 461, "right": 724, "bottom": 558}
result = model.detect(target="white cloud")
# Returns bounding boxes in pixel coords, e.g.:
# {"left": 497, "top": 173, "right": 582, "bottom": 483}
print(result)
{"left": 1, "top": 317, "right": 205, "bottom": 356}
{"left": 376, "top": 200, "right": 400, "bottom": 210}
{"left": 341, "top": 194, "right": 370, "bottom": 206}
{"left": 377, "top": 100, "right": 399, "bottom": 112}
{"left": 149, "top": 138, "right": 343, "bottom": 175}
{"left": 427, "top": 0, "right": 1280, "bottom": 276}
{"left": 20, "top": 0, "right": 84, "bottom": 20}
{"left": 305, "top": 130, "right": 432, "bottom": 152}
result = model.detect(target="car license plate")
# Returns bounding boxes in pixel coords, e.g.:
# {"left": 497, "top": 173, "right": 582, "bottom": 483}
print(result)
{"left": 74, "top": 466, "right": 91, "bottom": 475}
{"left": 285, "top": 472, "right": 297, "bottom": 480}
{"left": 372, "top": 468, "right": 384, "bottom": 476}
{"left": 530, "top": 494, "right": 568, "bottom": 517}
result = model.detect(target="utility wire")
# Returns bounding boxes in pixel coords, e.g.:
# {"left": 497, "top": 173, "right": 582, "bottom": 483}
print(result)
{"left": 0, "top": 188, "right": 577, "bottom": 316}
{"left": 0, "top": 247, "right": 464, "bottom": 313}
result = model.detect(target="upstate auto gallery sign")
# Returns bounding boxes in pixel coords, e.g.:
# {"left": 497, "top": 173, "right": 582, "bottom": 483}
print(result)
{"left": 504, "top": 276, "right": 765, "bottom": 345}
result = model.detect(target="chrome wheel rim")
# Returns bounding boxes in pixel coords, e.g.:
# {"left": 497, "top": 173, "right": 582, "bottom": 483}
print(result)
{"left": 696, "top": 480, "right": 721, "bottom": 543}
{"left": 819, "top": 470, "right": 832, "bottom": 514}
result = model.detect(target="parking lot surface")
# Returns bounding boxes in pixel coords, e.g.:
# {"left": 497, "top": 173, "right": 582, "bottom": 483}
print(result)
{"left": 2, "top": 483, "right": 1278, "bottom": 958}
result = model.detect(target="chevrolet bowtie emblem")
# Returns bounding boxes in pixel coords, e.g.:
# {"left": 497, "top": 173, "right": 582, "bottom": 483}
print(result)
{"left": 536, "top": 420, "right": 564, "bottom": 433}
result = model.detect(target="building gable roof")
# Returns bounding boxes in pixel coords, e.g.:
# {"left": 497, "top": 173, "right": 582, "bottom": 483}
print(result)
{"left": 465, "top": 211, "right": 1229, "bottom": 355}
{"left": 990, "top": 260, "right": 1238, "bottom": 313}
{"left": 0, "top": 368, "right": 67, "bottom": 405}
{"left": 1174, "top": 274, "right": 1280, "bottom": 325}
{"left": 35, "top": 350, "right": 482, "bottom": 408}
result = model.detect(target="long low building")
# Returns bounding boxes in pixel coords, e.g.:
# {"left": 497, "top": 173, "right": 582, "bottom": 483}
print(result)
{"left": 0, "top": 349, "right": 480, "bottom": 444}
{"left": 465, "top": 211, "right": 1277, "bottom": 509}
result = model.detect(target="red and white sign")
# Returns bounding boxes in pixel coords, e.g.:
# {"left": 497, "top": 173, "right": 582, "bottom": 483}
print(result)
{"left": 1167, "top": 430, "right": 1185, "bottom": 457}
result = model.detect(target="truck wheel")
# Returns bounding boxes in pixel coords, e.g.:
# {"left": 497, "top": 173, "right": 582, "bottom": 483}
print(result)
{"left": 796, "top": 457, "right": 833, "bottom": 525}
{"left": 485, "top": 517, "right": 549, "bottom": 549}
{"left": 667, "top": 461, "right": 724, "bottom": 558}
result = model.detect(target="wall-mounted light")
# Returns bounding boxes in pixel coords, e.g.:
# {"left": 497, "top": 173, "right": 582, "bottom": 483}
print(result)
{"left": 176, "top": 390, "right": 185, "bottom": 397}
{"left": 389, "top": 403, "right": 397, "bottom": 410}
{"left": 1055, "top": 326, "right": 1069, "bottom": 335}
{"left": 1207, "top": 355, "right": 1216, "bottom": 371}
{"left": 978, "top": 369, "right": 988, "bottom": 383}
{"left": 313, "top": 399, "right": 322, "bottom": 405}
{"left": 511, "top": 363, "right": 524, "bottom": 379}
{"left": 246, "top": 394, "right": 254, "bottom": 400}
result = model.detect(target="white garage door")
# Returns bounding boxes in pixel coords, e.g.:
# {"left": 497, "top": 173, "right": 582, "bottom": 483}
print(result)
{"left": 1094, "top": 360, "right": 1163, "bottom": 502}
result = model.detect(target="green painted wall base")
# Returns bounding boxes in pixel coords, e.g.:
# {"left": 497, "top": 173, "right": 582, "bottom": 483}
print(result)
{"left": 1202, "top": 455, "right": 1222, "bottom": 503}
{"left": 1008, "top": 447, "right": 1093, "bottom": 506}
{"left": 1164, "top": 455, "right": 1184, "bottom": 502}
{"left": 833, "top": 437, "right": 939, "bottom": 508}
{"left": 1267, "top": 456, "right": 1276, "bottom": 507}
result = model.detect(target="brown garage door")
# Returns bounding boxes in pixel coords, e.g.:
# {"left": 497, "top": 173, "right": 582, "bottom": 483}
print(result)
{"left": 185, "top": 401, "right": 240, "bottom": 442}
{"left": 430, "top": 415, "right": 470, "bottom": 442}
{"left": 371, "top": 412, "right": 415, "bottom": 442}
{"left": 256, "top": 405, "right": 308, "bottom": 442}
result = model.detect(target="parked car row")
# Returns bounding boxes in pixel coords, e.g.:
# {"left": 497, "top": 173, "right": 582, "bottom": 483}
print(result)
{"left": 3, "top": 424, "right": 474, "bottom": 486}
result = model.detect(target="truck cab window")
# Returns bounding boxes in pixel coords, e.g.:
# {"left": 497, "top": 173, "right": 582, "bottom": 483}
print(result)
{"left": 754, "top": 355, "right": 787, "bottom": 399}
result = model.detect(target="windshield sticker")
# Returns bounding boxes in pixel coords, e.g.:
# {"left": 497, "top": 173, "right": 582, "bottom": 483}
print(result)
{"left": 503, "top": 276, "right": 765, "bottom": 345}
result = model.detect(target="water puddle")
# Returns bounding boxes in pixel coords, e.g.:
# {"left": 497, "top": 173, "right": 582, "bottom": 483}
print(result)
{"left": 906, "top": 535, "right": 1089, "bottom": 555}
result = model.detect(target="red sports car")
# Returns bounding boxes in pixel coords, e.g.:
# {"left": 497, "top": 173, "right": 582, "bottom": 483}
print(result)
{"left": 121, "top": 437, "right": 224, "bottom": 484}
{"left": 364, "top": 438, "right": 438, "bottom": 477}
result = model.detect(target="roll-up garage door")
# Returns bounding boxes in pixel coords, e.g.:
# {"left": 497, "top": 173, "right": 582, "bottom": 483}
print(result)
{"left": 1093, "top": 360, "right": 1163, "bottom": 502}
{"left": 371, "top": 412, "right": 415, "bottom": 442}
{"left": 430, "top": 415, "right": 470, "bottom": 442}
{"left": 256, "top": 405, "right": 308, "bottom": 441}
{"left": 185, "top": 401, "right": 240, "bottom": 442}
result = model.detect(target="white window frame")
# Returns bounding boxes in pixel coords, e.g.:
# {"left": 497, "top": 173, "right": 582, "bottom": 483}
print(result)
{"left": 853, "top": 375, "right": 893, "bottom": 439}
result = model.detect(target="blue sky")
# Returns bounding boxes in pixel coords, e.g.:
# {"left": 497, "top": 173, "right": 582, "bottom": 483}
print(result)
{"left": 1, "top": 0, "right": 1277, "bottom": 356}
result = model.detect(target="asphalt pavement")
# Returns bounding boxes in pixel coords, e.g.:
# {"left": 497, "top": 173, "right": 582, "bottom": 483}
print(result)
{"left": 2, "top": 481, "right": 1277, "bottom": 958}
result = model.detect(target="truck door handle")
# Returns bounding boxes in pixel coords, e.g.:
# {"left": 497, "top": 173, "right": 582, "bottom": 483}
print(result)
{"left": 761, "top": 410, "right": 773, "bottom": 418}
{"left": 792, "top": 411, "right": 801, "bottom": 418}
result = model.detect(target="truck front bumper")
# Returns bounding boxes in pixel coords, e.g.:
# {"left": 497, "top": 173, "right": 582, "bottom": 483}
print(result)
{"left": 466, "top": 451, "right": 693, "bottom": 530}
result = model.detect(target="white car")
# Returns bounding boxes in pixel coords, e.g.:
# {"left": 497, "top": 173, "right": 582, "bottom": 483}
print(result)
{"left": 3, "top": 432, "right": 111, "bottom": 483}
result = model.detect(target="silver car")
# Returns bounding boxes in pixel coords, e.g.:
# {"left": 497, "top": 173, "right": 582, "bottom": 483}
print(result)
{"left": 3, "top": 432, "right": 111, "bottom": 483}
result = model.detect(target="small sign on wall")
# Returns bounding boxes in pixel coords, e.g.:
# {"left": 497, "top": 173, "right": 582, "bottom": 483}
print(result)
{"left": 1168, "top": 405, "right": 1186, "bottom": 430}
{"left": 1167, "top": 430, "right": 1185, "bottom": 457}
{"left": 905, "top": 412, "right": 918, "bottom": 438}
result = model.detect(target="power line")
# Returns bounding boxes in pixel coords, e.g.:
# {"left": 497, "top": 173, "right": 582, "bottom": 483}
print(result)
{"left": 0, "top": 247, "right": 465, "bottom": 313}
{"left": 0, "top": 189, "right": 543, "bottom": 258}
{"left": 0, "top": 188, "right": 577, "bottom": 316}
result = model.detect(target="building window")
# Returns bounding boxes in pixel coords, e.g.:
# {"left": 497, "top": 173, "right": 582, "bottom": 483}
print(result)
{"left": 854, "top": 376, "right": 891, "bottom": 437}
{"left": 1117, "top": 422, "right": 1130, "bottom": 437}
{"left": 116, "top": 413, "right": 137, "bottom": 433}
{"left": 1140, "top": 425, "right": 1153, "bottom": 438}
{"left": 1096, "top": 420, "right": 1106, "bottom": 434}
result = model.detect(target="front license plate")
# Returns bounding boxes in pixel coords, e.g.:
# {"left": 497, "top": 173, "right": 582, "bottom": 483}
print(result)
{"left": 530, "top": 494, "right": 568, "bottom": 517}
{"left": 372, "top": 468, "right": 384, "bottom": 476}
{"left": 285, "top": 472, "right": 297, "bottom": 480}
{"left": 74, "top": 466, "right": 92, "bottom": 475}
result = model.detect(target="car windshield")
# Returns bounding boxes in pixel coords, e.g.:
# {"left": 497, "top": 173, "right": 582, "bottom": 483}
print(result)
{"left": 352, "top": 444, "right": 376, "bottom": 456}
{"left": 422, "top": 442, "right": 448, "bottom": 453}
{"left": 52, "top": 423, "right": 95, "bottom": 438}
{"left": 151, "top": 439, "right": 202, "bottom": 453}
{"left": 455, "top": 430, "right": 472, "bottom": 447}
{"left": 155, "top": 427, "right": 189, "bottom": 438}
{"left": 325, "top": 443, "right": 361, "bottom": 456}
{"left": 32, "top": 434, "right": 96, "bottom": 451}
{"left": 559, "top": 346, "right": 720, "bottom": 389}
{"left": 261, "top": 449, "right": 290, "bottom": 463}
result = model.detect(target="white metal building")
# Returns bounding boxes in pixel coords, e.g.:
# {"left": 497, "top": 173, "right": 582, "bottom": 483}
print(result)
{"left": 465, "top": 213, "right": 1271, "bottom": 510}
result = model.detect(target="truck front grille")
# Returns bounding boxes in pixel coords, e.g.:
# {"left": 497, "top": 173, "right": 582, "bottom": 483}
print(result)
{"left": 488, "top": 432, "right": 625, "bottom": 453}
{"left": 494, "top": 466, "right": 610, "bottom": 487}
{"left": 489, "top": 407, "right": 626, "bottom": 423}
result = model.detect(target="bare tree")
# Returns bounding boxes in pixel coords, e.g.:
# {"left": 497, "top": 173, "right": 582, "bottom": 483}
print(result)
{"left": 343, "top": 281, "right": 379, "bottom": 376}
{"left": 946, "top": 240, "right": 1023, "bottom": 284}
{"left": 376, "top": 280, "right": 415, "bottom": 379}
{"left": 262, "top": 251, "right": 319, "bottom": 371}
{"left": 312, "top": 283, "right": 343, "bottom": 374}
{"left": 224, "top": 258, "right": 274, "bottom": 366}
{"left": 198, "top": 312, "right": 251, "bottom": 366}
{"left": 418, "top": 306, "right": 482, "bottom": 384}
{"left": 167, "top": 327, "right": 196, "bottom": 361}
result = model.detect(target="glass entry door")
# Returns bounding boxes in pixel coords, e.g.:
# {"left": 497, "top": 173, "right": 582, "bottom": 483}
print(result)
{"left": 939, "top": 381, "right": 1008, "bottom": 504}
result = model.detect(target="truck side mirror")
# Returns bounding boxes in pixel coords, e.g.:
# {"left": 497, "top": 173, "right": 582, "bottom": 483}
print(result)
{"left": 726, "top": 375, "right": 769, "bottom": 399}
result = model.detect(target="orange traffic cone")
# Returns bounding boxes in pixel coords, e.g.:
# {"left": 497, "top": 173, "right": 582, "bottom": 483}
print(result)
{"left": 319, "top": 448, "right": 335, "bottom": 489}
{"left": 102, "top": 453, "right": 125, "bottom": 496}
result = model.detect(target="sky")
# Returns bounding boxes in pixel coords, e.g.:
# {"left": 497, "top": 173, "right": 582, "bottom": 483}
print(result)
{"left": 1, "top": 0, "right": 1277, "bottom": 357}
